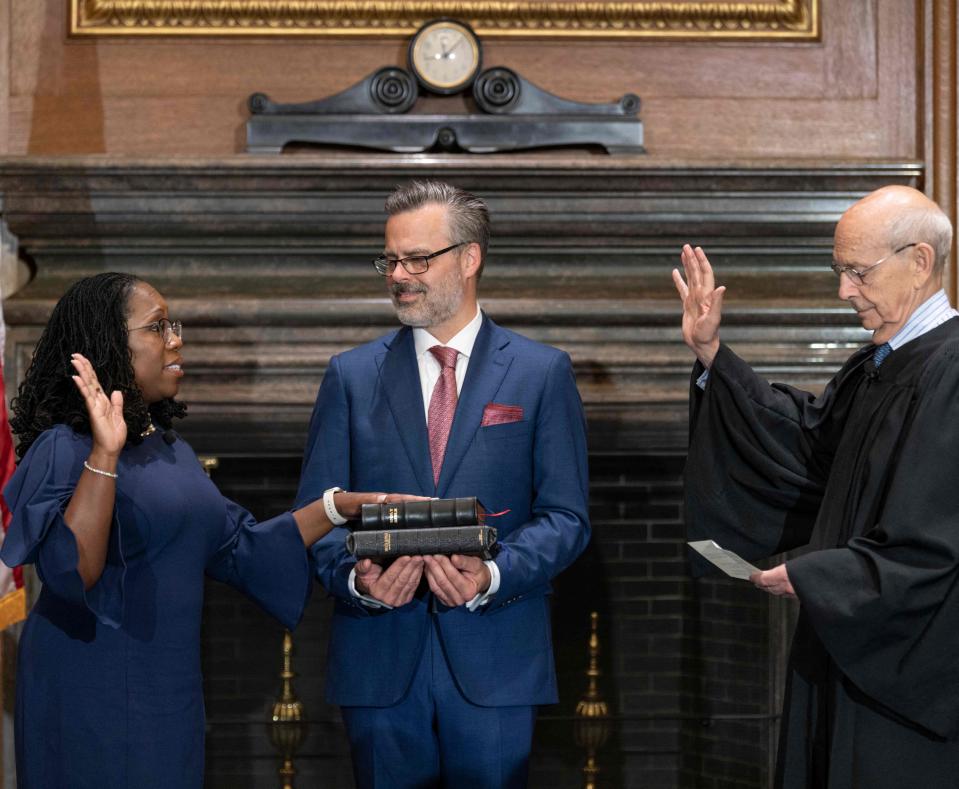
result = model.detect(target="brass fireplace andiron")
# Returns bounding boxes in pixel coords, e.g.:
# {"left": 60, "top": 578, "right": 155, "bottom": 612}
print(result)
{"left": 575, "top": 611, "right": 610, "bottom": 789}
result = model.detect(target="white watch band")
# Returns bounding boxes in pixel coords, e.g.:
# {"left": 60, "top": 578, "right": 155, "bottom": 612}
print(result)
{"left": 323, "top": 486, "right": 348, "bottom": 526}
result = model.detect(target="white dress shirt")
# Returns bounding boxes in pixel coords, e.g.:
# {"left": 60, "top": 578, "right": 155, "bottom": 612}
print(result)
{"left": 349, "top": 306, "right": 501, "bottom": 610}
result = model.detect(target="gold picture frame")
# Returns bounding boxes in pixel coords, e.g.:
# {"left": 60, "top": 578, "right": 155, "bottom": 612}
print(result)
{"left": 70, "top": 0, "right": 819, "bottom": 39}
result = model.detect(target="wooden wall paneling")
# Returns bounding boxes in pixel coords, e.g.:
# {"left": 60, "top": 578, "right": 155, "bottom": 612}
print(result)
{"left": 925, "top": 0, "right": 958, "bottom": 299}
{"left": 0, "top": 0, "right": 10, "bottom": 155}
{"left": 874, "top": 0, "right": 920, "bottom": 158}
{"left": 13, "top": 0, "right": 105, "bottom": 153}
{"left": 9, "top": 0, "right": 58, "bottom": 97}
{"left": 822, "top": 0, "right": 877, "bottom": 100}
{"left": 3, "top": 0, "right": 919, "bottom": 160}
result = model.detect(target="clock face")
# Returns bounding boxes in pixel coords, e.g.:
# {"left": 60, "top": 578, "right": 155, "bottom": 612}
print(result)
{"left": 409, "top": 20, "right": 482, "bottom": 94}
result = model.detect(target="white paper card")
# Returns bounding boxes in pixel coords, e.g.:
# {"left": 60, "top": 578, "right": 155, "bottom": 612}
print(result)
{"left": 687, "top": 540, "right": 761, "bottom": 580}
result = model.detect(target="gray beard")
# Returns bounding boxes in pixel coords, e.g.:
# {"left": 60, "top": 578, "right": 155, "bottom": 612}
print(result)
{"left": 391, "top": 277, "right": 465, "bottom": 329}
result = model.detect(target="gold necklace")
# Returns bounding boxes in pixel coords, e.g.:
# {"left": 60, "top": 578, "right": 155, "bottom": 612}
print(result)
{"left": 141, "top": 423, "right": 156, "bottom": 438}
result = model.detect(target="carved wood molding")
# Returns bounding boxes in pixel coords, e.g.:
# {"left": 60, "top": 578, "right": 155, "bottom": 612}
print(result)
{"left": 69, "top": 0, "right": 819, "bottom": 39}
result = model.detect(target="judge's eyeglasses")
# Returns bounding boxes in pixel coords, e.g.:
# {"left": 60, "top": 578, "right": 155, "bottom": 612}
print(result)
{"left": 830, "top": 243, "right": 917, "bottom": 285}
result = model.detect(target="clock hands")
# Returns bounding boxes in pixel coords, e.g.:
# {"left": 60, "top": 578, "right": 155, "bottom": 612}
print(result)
{"left": 435, "top": 35, "right": 464, "bottom": 61}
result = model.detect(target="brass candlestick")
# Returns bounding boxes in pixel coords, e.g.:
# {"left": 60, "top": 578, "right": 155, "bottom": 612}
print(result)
{"left": 576, "top": 611, "right": 609, "bottom": 718}
{"left": 575, "top": 612, "right": 610, "bottom": 789}
{"left": 269, "top": 630, "right": 307, "bottom": 789}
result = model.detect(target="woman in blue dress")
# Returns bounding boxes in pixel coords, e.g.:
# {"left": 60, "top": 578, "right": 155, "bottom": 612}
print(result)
{"left": 0, "top": 273, "right": 404, "bottom": 788}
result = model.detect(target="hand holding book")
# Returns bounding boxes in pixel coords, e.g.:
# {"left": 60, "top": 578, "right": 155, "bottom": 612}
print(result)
{"left": 423, "top": 554, "right": 491, "bottom": 607}
{"left": 334, "top": 491, "right": 433, "bottom": 521}
{"left": 354, "top": 555, "right": 425, "bottom": 607}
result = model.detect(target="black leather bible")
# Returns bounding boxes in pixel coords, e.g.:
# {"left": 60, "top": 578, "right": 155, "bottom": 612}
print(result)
{"left": 346, "top": 525, "right": 498, "bottom": 560}
{"left": 357, "top": 497, "right": 485, "bottom": 531}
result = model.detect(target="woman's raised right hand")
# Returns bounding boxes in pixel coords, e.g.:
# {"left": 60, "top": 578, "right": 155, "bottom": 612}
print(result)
{"left": 70, "top": 353, "right": 127, "bottom": 456}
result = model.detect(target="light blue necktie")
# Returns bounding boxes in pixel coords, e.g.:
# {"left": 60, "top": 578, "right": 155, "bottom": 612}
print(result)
{"left": 873, "top": 342, "right": 892, "bottom": 368}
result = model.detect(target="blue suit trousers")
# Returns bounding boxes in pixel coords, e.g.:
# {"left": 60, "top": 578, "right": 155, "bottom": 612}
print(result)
{"left": 342, "top": 615, "right": 537, "bottom": 789}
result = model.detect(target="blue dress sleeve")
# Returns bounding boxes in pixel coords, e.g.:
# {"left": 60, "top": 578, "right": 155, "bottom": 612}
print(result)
{"left": 0, "top": 426, "right": 126, "bottom": 627}
{"left": 204, "top": 501, "right": 312, "bottom": 631}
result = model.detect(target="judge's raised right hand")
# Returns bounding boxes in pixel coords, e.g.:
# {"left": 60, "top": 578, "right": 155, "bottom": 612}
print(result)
{"left": 672, "top": 244, "right": 726, "bottom": 368}
{"left": 355, "top": 555, "right": 425, "bottom": 608}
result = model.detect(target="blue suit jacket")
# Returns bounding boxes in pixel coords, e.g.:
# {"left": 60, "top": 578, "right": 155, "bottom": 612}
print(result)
{"left": 295, "top": 314, "right": 590, "bottom": 707}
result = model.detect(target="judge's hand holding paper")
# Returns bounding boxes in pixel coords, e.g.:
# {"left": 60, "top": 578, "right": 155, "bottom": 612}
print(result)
{"left": 687, "top": 538, "right": 795, "bottom": 596}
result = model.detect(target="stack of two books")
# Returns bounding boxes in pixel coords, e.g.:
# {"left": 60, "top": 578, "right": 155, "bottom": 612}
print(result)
{"left": 345, "top": 498, "right": 498, "bottom": 560}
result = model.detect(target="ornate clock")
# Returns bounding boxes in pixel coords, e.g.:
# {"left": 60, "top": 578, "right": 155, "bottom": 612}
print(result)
{"left": 247, "top": 20, "right": 642, "bottom": 154}
{"left": 408, "top": 19, "right": 483, "bottom": 95}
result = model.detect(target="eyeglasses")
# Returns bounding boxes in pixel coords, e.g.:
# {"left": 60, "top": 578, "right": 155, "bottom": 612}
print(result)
{"left": 130, "top": 318, "right": 182, "bottom": 344}
{"left": 372, "top": 242, "right": 466, "bottom": 276}
{"left": 831, "top": 243, "right": 917, "bottom": 285}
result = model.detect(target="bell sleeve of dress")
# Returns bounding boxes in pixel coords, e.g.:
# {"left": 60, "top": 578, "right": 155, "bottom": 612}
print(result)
{"left": 685, "top": 343, "right": 863, "bottom": 571}
{"left": 204, "top": 500, "right": 311, "bottom": 631}
{"left": 0, "top": 426, "right": 126, "bottom": 627}
{"left": 788, "top": 340, "right": 959, "bottom": 740}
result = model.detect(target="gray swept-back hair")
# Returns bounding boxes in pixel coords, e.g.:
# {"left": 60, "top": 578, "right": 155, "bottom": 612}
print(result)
{"left": 385, "top": 180, "right": 490, "bottom": 277}
{"left": 887, "top": 201, "right": 953, "bottom": 274}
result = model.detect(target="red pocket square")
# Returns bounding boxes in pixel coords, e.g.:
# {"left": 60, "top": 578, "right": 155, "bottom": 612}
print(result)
{"left": 481, "top": 403, "right": 524, "bottom": 427}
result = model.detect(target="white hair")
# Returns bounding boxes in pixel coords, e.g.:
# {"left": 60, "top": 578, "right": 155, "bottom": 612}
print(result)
{"left": 887, "top": 202, "right": 953, "bottom": 273}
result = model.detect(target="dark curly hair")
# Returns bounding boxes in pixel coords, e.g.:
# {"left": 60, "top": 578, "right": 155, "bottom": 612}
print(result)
{"left": 10, "top": 273, "right": 187, "bottom": 459}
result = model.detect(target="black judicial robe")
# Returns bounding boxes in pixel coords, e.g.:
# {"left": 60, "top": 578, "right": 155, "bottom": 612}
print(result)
{"left": 685, "top": 317, "right": 959, "bottom": 788}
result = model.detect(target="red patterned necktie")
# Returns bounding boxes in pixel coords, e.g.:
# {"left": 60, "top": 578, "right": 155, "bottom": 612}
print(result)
{"left": 428, "top": 345, "right": 459, "bottom": 485}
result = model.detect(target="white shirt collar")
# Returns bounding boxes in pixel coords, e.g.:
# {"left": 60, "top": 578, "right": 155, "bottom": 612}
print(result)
{"left": 413, "top": 305, "right": 484, "bottom": 359}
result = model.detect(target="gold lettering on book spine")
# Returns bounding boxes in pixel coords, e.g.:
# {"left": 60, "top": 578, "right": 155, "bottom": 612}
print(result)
{"left": 384, "top": 532, "right": 392, "bottom": 553}
{"left": 388, "top": 508, "right": 398, "bottom": 525}
{"left": 70, "top": 0, "right": 819, "bottom": 39}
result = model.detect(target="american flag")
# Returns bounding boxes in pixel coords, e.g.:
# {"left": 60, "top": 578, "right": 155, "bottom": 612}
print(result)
{"left": 0, "top": 230, "right": 26, "bottom": 629}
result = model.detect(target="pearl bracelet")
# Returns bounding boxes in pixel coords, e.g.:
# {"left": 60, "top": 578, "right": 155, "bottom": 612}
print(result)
{"left": 323, "top": 486, "right": 348, "bottom": 526}
{"left": 84, "top": 460, "right": 118, "bottom": 479}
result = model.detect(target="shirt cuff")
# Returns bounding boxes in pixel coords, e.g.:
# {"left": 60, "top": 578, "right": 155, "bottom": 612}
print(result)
{"left": 466, "top": 559, "right": 501, "bottom": 612}
{"left": 348, "top": 567, "right": 393, "bottom": 610}
{"left": 696, "top": 368, "right": 710, "bottom": 390}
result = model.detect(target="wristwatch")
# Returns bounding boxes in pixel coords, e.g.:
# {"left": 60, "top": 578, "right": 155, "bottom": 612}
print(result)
{"left": 323, "top": 486, "right": 348, "bottom": 526}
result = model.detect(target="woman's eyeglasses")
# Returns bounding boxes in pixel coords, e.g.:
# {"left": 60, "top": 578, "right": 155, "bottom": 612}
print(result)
{"left": 130, "top": 318, "right": 182, "bottom": 344}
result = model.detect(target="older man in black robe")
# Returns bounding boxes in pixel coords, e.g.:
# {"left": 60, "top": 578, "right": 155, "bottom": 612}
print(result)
{"left": 673, "top": 185, "right": 959, "bottom": 788}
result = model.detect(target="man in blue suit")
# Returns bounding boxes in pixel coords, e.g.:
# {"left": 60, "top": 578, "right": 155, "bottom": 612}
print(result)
{"left": 295, "top": 180, "right": 590, "bottom": 788}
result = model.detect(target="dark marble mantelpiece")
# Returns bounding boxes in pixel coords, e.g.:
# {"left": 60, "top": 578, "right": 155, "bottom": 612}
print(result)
{"left": 0, "top": 155, "right": 921, "bottom": 456}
